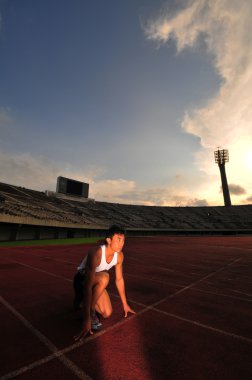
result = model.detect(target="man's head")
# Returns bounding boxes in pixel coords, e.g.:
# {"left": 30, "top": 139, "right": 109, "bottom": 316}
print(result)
{"left": 105, "top": 225, "right": 126, "bottom": 252}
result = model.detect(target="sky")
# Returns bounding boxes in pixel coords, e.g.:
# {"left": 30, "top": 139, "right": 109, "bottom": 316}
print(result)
{"left": 0, "top": 0, "right": 252, "bottom": 206}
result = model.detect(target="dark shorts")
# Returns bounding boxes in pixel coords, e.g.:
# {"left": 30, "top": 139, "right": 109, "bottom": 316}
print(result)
{"left": 73, "top": 271, "right": 86, "bottom": 307}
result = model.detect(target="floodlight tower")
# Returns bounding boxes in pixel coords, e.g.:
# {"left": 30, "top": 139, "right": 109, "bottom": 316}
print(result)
{"left": 214, "top": 148, "right": 232, "bottom": 207}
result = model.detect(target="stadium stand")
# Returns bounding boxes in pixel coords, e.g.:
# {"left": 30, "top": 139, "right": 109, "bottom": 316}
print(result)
{"left": 0, "top": 181, "right": 252, "bottom": 241}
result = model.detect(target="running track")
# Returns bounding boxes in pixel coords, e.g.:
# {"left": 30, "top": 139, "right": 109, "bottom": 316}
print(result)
{"left": 0, "top": 236, "right": 252, "bottom": 379}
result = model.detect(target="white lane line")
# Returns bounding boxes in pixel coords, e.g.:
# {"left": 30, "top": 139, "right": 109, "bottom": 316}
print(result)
{"left": 7, "top": 257, "right": 251, "bottom": 305}
{"left": 2, "top": 256, "right": 252, "bottom": 380}
{"left": 124, "top": 266, "right": 195, "bottom": 280}
{"left": 208, "top": 245, "right": 252, "bottom": 252}
{"left": 151, "top": 308, "right": 252, "bottom": 344}
{"left": 124, "top": 272, "right": 185, "bottom": 288}
{"left": 126, "top": 256, "right": 176, "bottom": 272}
{"left": 169, "top": 257, "right": 242, "bottom": 297}
{"left": 170, "top": 241, "right": 252, "bottom": 252}
{"left": 0, "top": 304, "right": 144, "bottom": 380}
{"left": 38, "top": 254, "right": 184, "bottom": 275}
{"left": 113, "top": 295, "right": 252, "bottom": 344}
{"left": 0, "top": 254, "right": 251, "bottom": 380}
{"left": 22, "top": 254, "right": 177, "bottom": 274}
{"left": 39, "top": 256, "right": 77, "bottom": 265}
{"left": 28, "top": 254, "right": 177, "bottom": 275}
{"left": 190, "top": 288, "right": 252, "bottom": 303}
{"left": 5, "top": 259, "right": 72, "bottom": 283}
{"left": 0, "top": 296, "right": 92, "bottom": 380}
{"left": 229, "top": 289, "right": 252, "bottom": 298}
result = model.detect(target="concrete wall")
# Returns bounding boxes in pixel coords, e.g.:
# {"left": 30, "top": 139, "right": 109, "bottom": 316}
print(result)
{"left": 1, "top": 221, "right": 252, "bottom": 242}
{"left": 0, "top": 222, "right": 107, "bottom": 241}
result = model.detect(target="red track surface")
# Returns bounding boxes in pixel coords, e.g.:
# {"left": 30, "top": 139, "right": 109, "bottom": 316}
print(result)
{"left": 0, "top": 236, "right": 252, "bottom": 379}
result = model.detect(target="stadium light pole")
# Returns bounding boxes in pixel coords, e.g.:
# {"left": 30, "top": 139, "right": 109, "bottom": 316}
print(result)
{"left": 214, "top": 148, "right": 232, "bottom": 207}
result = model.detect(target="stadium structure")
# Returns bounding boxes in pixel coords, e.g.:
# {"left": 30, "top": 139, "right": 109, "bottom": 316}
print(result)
{"left": 0, "top": 176, "right": 252, "bottom": 241}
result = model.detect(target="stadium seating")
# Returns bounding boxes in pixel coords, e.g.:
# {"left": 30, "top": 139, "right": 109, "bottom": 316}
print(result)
{"left": 0, "top": 181, "right": 252, "bottom": 241}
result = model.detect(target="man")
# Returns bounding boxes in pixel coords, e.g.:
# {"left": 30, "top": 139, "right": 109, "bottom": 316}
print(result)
{"left": 74, "top": 225, "right": 135, "bottom": 340}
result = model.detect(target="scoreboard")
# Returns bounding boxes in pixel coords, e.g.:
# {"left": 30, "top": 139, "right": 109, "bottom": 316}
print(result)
{"left": 56, "top": 176, "right": 89, "bottom": 198}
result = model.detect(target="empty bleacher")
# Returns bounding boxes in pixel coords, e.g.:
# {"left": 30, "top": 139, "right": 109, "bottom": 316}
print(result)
{"left": 0, "top": 181, "right": 252, "bottom": 241}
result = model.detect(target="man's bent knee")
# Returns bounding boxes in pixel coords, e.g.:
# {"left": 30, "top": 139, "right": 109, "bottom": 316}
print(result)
{"left": 102, "top": 307, "right": 112, "bottom": 318}
{"left": 96, "top": 271, "right": 110, "bottom": 287}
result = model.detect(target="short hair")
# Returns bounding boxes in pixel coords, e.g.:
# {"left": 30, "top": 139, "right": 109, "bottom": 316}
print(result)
{"left": 105, "top": 225, "right": 126, "bottom": 239}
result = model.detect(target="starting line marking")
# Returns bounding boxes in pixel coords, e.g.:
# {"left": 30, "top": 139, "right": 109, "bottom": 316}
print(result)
{"left": 2, "top": 285, "right": 252, "bottom": 380}
{"left": 1, "top": 255, "right": 251, "bottom": 380}
{"left": 0, "top": 296, "right": 92, "bottom": 380}
{"left": 0, "top": 298, "right": 145, "bottom": 380}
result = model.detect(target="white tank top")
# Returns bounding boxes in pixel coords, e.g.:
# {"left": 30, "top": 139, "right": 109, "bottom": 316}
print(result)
{"left": 77, "top": 245, "right": 118, "bottom": 273}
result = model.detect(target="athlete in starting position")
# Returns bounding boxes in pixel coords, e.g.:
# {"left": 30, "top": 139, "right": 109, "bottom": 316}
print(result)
{"left": 73, "top": 225, "right": 135, "bottom": 340}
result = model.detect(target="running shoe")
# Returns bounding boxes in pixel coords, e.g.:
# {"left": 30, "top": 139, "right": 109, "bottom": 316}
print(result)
{"left": 90, "top": 310, "right": 102, "bottom": 331}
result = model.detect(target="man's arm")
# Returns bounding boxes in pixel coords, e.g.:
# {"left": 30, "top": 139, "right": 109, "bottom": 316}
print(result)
{"left": 74, "top": 248, "right": 100, "bottom": 340}
{"left": 115, "top": 252, "right": 135, "bottom": 317}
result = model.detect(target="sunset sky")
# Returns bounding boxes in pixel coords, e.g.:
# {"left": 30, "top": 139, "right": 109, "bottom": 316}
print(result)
{"left": 0, "top": 0, "right": 251, "bottom": 206}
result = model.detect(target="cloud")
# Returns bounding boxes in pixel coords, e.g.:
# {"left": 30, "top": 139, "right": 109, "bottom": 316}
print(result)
{"left": 186, "top": 198, "right": 208, "bottom": 206}
{"left": 145, "top": 0, "right": 252, "bottom": 204}
{"left": 0, "top": 151, "right": 210, "bottom": 206}
{"left": 145, "top": 0, "right": 208, "bottom": 51}
{"left": 0, "top": 151, "right": 105, "bottom": 193}
{"left": 106, "top": 185, "right": 209, "bottom": 207}
{"left": 228, "top": 183, "right": 246, "bottom": 195}
{"left": 0, "top": 152, "right": 62, "bottom": 191}
{"left": 0, "top": 152, "right": 141, "bottom": 203}
{"left": 245, "top": 196, "right": 252, "bottom": 203}
{"left": 92, "top": 179, "right": 136, "bottom": 202}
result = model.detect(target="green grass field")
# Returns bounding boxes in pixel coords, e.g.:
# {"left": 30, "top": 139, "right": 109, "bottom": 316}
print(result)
{"left": 0, "top": 237, "right": 101, "bottom": 247}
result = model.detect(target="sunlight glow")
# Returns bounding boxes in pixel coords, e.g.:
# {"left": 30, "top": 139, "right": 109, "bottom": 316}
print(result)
{"left": 244, "top": 150, "right": 252, "bottom": 171}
